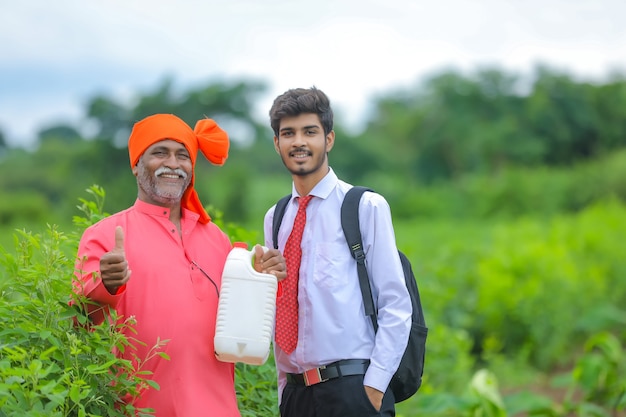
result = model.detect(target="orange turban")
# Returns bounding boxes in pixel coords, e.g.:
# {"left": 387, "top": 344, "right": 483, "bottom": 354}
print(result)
{"left": 128, "top": 113, "right": 229, "bottom": 224}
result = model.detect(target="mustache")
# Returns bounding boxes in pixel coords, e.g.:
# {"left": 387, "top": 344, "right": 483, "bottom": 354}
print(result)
{"left": 155, "top": 167, "right": 188, "bottom": 179}
{"left": 289, "top": 147, "right": 312, "bottom": 156}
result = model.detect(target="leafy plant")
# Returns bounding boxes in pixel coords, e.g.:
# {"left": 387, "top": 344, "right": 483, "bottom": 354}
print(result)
{"left": 235, "top": 359, "right": 279, "bottom": 417}
{"left": 0, "top": 224, "right": 163, "bottom": 416}
{"left": 562, "top": 331, "right": 626, "bottom": 416}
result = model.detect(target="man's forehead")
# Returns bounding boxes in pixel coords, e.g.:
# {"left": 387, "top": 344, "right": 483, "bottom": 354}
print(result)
{"left": 280, "top": 113, "right": 321, "bottom": 130}
{"left": 146, "top": 139, "right": 189, "bottom": 151}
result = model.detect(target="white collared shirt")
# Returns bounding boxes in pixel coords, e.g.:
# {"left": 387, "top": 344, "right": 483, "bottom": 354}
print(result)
{"left": 264, "top": 168, "right": 412, "bottom": 397}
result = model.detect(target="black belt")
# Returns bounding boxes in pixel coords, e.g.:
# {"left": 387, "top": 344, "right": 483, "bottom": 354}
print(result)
{"left": 286, "top": 359, "right": 369, "bottom": 386}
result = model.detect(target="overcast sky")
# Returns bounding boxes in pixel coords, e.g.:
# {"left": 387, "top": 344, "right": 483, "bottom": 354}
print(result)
{"left": 1, "top": 0, "right": 625, "bottom": 147}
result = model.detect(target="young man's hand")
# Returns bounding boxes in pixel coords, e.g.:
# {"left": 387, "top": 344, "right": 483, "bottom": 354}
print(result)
{"left": 364, "top": 385, "right": 384, "bottom": 411}
{"left": 253, "top": 244, "right": 287, "bottom": 282}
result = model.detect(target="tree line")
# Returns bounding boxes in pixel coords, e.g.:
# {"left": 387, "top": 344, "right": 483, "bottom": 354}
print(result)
{"left": 1, "top": 65, "right": 626, "bottom": 226}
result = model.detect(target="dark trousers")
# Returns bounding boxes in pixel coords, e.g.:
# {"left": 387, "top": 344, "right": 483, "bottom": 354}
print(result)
{"left": 280, "top": 374, "right": 396, "bottom": 417}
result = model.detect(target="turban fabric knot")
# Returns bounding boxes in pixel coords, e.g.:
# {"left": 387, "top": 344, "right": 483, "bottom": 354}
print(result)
{"left": 128, "top": 113, "right": 230, "bottom": 224}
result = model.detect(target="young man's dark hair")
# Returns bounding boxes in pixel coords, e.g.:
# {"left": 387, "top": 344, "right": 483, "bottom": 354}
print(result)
{"left": 269, "top": 86, "right": 334, "bottom": 137}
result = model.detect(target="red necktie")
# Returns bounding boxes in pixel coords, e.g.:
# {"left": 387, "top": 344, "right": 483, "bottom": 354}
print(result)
{"left": 275, "top": 195, "right": 313, "bottom": 354}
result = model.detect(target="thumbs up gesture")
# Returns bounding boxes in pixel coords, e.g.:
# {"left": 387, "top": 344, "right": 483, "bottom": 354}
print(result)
{"left": 100, "top": 226, "right": 131, "bottom": 295}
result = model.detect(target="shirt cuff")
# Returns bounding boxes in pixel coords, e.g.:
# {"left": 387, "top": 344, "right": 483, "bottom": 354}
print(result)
{"left": 363, "top": 363, "right": 394, "bottom": 394}
{"left": 87, "top": 278, "right": 124, "bottom": 307}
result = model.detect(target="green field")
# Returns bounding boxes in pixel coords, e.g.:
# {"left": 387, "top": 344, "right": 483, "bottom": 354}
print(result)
{"left": 1, "top": 190, "right": 624, "bottom": 416}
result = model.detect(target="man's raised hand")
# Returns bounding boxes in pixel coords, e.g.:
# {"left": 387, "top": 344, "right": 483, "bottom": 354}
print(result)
{"left": 99, "top": 226, "right": 131, "bottom": 294}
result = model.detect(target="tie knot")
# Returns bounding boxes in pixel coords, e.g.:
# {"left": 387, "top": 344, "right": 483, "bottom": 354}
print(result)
{"left": 297, "top": 195, "right": 313, "bottom": 211}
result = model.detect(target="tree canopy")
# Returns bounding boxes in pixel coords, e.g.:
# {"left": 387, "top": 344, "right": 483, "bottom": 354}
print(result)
{"left": 1, "top": 65, "right": 626, "bottom": 226}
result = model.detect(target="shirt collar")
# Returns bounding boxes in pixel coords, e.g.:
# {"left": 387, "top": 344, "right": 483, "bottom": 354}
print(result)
{"left": 290, "top": 167, "right": 338, "bottom": 202}
{"left": 133, "top": 199, "right": 200, "bottom": 224}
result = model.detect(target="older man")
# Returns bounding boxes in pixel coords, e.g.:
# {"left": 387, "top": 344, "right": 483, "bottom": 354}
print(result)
{"left": 74, "top": 114, "right": 286, "bottom": 416}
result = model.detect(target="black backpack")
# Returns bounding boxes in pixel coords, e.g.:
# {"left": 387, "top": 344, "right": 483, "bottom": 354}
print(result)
{"left": 272, "top": 186, "right": 428, "bottom": 403}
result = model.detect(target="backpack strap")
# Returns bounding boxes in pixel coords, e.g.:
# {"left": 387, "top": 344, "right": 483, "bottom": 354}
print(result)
{"left": 272, "top": 194, "right": 292, "bottom": 249}
{"left": 341, "top": 186, "right": 379, "bottom": 332}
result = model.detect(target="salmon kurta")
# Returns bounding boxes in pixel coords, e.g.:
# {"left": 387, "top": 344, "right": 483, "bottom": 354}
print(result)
{"left": 74, "top": 199, "right": 239, "bottom": 416}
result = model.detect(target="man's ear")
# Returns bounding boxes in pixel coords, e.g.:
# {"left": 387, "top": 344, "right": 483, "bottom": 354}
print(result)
{"left": 326, "top": 130, "right": 335, "bottom": 152}
{"left": 273, "top": 136, "right": 280, "bottom": 154}
{"left": 132, "top": 164, "right": 138, "bottom": 177}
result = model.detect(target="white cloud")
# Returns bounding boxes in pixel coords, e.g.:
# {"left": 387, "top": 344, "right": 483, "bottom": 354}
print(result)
{"left": 1, "top": 0, "right": 625, "bottom": 146}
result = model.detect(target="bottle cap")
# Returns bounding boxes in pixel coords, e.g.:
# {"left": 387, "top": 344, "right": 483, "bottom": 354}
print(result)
{"left": 233, "top": 242, "right": 248, "bottom": 249}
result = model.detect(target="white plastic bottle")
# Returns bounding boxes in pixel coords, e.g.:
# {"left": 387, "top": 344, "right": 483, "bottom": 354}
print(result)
{"left": 214, "top": 242, "right": 278, "bottom": 365}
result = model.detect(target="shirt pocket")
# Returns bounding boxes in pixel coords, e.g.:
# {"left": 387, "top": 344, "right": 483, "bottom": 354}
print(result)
{"left": 313, "top": 242, "right": 352, "bottom": 289}
{"left": 190, "top": 262, "right": 219, "bottom": 302}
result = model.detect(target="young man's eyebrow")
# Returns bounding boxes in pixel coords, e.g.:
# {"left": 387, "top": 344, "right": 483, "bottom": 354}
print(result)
{"left": 280, "top": 125, "right": 320, "bottom": 132}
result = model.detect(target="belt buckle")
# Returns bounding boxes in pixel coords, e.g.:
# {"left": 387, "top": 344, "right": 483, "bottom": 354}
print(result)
{"left": 303, "top": 366, "right": 327, "bottom": 386}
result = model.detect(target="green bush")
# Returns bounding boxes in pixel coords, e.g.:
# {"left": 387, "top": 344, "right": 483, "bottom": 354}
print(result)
{"left": 399, "top": 333, "right": 626, "bottom": 417}
{"left": 558, "top": 331, "right": 626, "bottom": 416}
{"left": 394, "top": 149, "right": 626, "bottom": 220}
{"left": 0, "top": 192, "right": 51, "bottom": 226}
{"left": 396, "top": 198, "right": 626, "bottom": 374}
{"left": 0, "top": 225, "right": 161, "bottom": 416}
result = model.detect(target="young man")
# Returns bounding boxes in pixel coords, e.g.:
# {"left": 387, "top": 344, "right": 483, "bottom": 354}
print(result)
{"left": 264, "top": 87, "right": 412, "bottom": 417}
{"left": 74, "top": 113, "right": 286, "bottom": 416}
